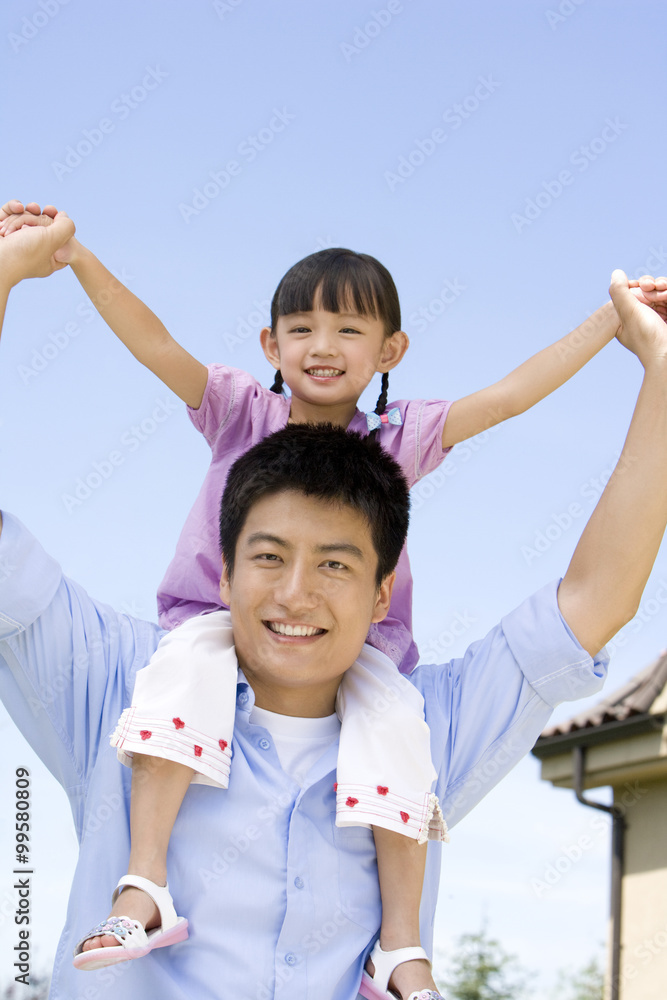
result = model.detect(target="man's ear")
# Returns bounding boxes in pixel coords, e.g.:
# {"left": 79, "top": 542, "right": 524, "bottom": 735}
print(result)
{"left": 219, "top": 560, "right": 232, "bottom": 606}
{"left": 260, "top": 326, "right": 281, "bottom": 370}
{"left": 378, "top": 331, "right": 409, "bottom": 373}
{"left": 371, "top": 572, "right": 395, "bottom": 624}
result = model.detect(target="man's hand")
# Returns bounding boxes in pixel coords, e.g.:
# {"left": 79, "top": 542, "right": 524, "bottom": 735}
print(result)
{"left": 0, "top": 200, "right": 78, "bottom": 265}
{"left": 611, "top": 269, "right": 667, "bottom": 365}
{"left": 0, "top": 208, "right": 76, "bottom": 288}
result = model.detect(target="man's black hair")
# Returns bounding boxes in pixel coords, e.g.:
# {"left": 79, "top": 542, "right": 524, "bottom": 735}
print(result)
{"left": 219, "top": 424, "right": 410, "bottom": 587}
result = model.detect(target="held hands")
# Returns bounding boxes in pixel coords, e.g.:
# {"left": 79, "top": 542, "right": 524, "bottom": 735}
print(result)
{"left": 0, "top": 200, "right": 75, "bottom": 288}
{"left": 0, "top": 200, "right": 79, "bottom": 267}
{"left": 610, "top": 269, "right": 667, "bottom": 367}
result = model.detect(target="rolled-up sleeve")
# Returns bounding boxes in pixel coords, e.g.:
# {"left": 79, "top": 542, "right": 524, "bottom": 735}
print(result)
{"left": 0, "top": 513, "right": 162, "bottom": 828}
{"left": 417, "top": 579, "right": 609, "bottom": 828}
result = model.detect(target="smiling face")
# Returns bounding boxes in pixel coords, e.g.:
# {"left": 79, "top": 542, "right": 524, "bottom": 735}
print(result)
{"left": 260, "top": 293, "right": 408, "bottom": 426}
{"left": 219, "top": 489, "right": 394, "bottom": 717}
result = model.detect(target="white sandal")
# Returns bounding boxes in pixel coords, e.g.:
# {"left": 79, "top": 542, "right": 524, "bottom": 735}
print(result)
{"left": 359, "top": 941, "right": 445, "bottom": 1000}
{"left": 72, "top": 874, "right": 189, "bottom": 971}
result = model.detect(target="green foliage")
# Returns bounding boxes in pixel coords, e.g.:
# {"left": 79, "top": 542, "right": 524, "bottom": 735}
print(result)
{"left": 438, "top": 928, "right": 530, "bottom": 1000}
{"left": 553, "top": 957, "right": 604, "bottom": 1000}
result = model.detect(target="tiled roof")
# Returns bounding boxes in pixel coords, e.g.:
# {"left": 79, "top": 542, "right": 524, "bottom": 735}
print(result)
{"left": 540, "top": 649, "right": 667, "bottom": 738}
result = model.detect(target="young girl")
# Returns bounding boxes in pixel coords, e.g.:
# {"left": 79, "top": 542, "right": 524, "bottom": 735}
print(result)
{"left": 0, "top": 201, "right": 638, "bottom": 1000}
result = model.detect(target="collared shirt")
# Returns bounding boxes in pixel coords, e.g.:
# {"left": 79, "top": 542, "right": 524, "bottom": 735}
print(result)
{"left": 0, "top": 513, "right": 608, "bottom": 1000}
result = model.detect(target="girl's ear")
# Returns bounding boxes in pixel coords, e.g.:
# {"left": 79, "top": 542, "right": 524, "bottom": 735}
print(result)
{"left": 378, "top": 330, "right": 410, "bottom": 373}
{"left": 260, "top": 326, "right": 281, "bottom": 370}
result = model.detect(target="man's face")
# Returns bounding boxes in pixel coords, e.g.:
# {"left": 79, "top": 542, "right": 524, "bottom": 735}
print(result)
{"left": 219, "top": 490, "right": 394, "bottom": 717}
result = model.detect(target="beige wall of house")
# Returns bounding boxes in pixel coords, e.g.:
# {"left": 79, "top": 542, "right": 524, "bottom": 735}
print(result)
{"left": 611, "top": 778, "right": 667, "bottom": 1000}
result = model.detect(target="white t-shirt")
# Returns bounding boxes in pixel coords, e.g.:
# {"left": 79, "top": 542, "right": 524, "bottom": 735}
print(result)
{"left": 249, "top": 705, "right": 341, "bottom": 787}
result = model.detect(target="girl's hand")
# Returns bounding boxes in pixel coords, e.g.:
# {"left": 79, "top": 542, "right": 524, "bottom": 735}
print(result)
{"left": 627, "top": 274, "right": 667, "bottom": 322}
{"left": 0, "top": 200, "right": 78, "bottom": 265}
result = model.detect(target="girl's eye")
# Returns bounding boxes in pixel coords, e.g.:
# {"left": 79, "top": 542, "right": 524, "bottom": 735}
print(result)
{"left": 341, "top": 328, "right": 362, "bottom": 335}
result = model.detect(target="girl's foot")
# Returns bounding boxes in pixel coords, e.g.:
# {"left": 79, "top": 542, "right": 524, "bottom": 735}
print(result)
{"left": 81, "top": 885, "right": 160, "bottom": 951}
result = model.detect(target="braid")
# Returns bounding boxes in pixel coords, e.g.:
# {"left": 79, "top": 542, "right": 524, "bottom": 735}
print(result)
{"left": 270, "top": 370, "right": 285, "bottom": 395}
{"left": 374, "top": 372, "right": 389, "bottom": 415}
{"left": 369, "top": 372, "right": 390, "bottom": 439}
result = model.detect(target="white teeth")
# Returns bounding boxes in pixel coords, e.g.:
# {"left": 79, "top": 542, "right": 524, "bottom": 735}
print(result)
{"left": 268, "top": 622, "right": 323, "bottom": 636}
{"left": 306, "top": 368, "right": 343, "bottom": 377}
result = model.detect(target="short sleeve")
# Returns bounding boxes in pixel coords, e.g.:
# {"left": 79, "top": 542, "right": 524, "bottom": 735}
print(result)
{"left": 381, "top": 399, "right": 452, "bottom": 486}
{"left": 187, "top": 364, "right": 241, "bottom": 445}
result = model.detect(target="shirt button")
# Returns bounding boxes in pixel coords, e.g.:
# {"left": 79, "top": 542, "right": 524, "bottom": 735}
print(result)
{"left": 238, "top": 691, "right": 249, "bottom": 705}
{"left": 258, "top": 738, "right": 271, "bottom": 750}
{"left": 285, "top": 953, "right": 297, "bottom": 966}
{"left": 294, "top": 876, "right": 305, "bottom": 889}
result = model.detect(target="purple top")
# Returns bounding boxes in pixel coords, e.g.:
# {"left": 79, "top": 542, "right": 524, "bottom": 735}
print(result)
{"left": 157, "top": 364, "right": 451, "bottom": 672}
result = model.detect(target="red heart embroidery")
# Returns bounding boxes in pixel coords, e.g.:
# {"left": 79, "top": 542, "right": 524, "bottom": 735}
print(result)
{"left": 333, "top": 783, "right": 338, "bottom": 792}
{"left": 140, "top": 730, "right": 152, "bottom": 740}
{"left": 377, "top": 786, "right": 389, "bottom": 796}
{"left": 194, "top": 745, "right": 203, "bottom": 757}
{"left": 346, "top": 797, "right": 359, "bottom": 808}
{"left": 400, "top": 811, "right": 410, "bottom": 824}
{"left": 173, "top": 717, "right": 185, "bottom": 730}
{"left": 219, "top": 739, "right": 228, "bottom": 752}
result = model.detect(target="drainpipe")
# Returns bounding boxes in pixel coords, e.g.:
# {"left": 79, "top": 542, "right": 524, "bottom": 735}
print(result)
{"left": 572, "top": 744, "right": 625, "bottom": 1000}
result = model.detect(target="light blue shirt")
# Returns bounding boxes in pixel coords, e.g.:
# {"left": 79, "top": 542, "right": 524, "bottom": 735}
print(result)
{"left": 0, "top": 513, "right": 608, "bottom": 1000}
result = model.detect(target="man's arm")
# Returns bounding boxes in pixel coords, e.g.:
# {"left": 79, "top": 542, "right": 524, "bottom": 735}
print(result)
{"left": 0, "top": 200, "right": 208, "bottom": 408}
{"left": 557, "top": 270, "right": 667, "bottom": 656}
{"left": 442, "top": 280, "right": 667, "bottom": 448}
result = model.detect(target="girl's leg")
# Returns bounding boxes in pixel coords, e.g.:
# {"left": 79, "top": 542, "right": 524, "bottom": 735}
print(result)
{"left": 82, "top": 753, "right": 194, "bottom": 951}
{"left": 369, "top": 827, "right": 440, "bottom": 999}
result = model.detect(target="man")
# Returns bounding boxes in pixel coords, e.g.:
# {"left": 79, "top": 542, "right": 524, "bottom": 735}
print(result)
{"left": 1, "top": 215, "right": 666, "bottom": 1000}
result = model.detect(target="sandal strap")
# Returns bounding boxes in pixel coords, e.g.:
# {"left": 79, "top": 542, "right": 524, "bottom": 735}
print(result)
{"left": 368, "top": 942, "right": 431, "bottom": 992}
{"left": 111, "top": 874, "right": 179, "bottom": 933}
{"left": 407, "top": 992, "right": 446, "bottom": 1000}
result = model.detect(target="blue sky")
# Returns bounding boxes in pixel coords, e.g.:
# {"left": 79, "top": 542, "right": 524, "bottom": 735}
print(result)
{"left": 0, "top": 0, "right": 666, "bottom": 994}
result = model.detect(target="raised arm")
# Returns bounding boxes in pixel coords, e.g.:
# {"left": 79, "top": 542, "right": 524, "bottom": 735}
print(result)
{"left": 0, "top": 201, "right": 208, "bottom": 409}
{"left": 442, "top": 283, "right": 667, "bottom": 448}
{"left": 557, "top": 270, "right": 667, "bottom": 656}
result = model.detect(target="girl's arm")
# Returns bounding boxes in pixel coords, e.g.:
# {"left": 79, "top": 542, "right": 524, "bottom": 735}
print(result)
{"left": 442, "top": 289, "right": 666, "bottom": 449}
{"left": 67, "top": 241, "right": 208, "bottom": 408}
{"left": 0, "top": 201, "right": 208, "bottom": 409}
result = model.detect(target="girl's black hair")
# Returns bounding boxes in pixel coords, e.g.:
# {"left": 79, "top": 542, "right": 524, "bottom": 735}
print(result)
{"left": 268, "top": 249, "right": 400, "bottom": 418}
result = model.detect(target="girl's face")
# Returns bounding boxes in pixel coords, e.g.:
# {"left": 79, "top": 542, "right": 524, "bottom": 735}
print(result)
{"left": 261, "top": 298, "right": 408, "bottom": 425}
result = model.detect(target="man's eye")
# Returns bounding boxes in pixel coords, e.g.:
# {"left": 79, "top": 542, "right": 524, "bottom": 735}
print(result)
{"left": 256, "top": 553, "right": 280, "bottom": 562}
{"left": 323, "top": 560, "right": 346, "bottom": 570}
